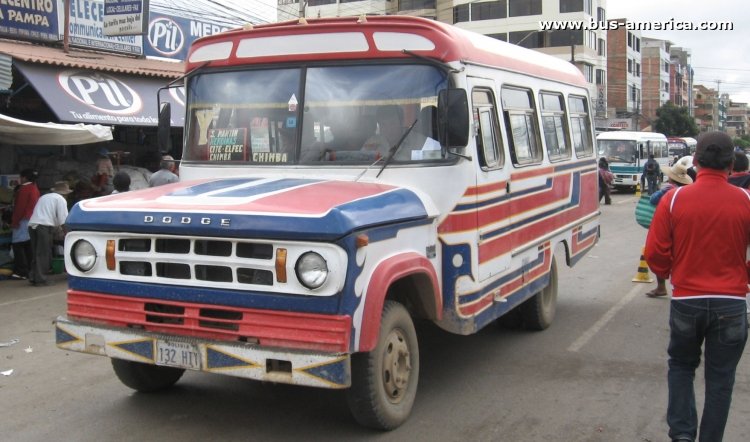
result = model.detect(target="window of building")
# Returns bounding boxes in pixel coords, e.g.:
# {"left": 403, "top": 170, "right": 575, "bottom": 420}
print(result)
{"left": 636, "top": 62, "right": 640, "bottom": 77}
{"left": 584, "top": 0, "right": 592, "bottom": 14}
{"left": 453, "top": 4, "right": 469, "bottom": 23}
{"left": 540, "top": 92, "right": 570, "bottom": 160}
{"left": 664, "top": 60, "right": 670, "bottom": 73}
{"left": 568, "top": 96, "right": 592, "bottom": 156}
{"left": 597, "top": 38, "right": 605, "bottom": 56}
{"left": 635, "top": 37, "right": 640, "bottom": 52}
{"left": 559, "top": 0, "right": 582, "bottom": 13}
{"left": 597, "top": 6, "right": 605, "bottom": 22}
{"left": 548, "top": 29, "right": 582, "bottom": 47}
{"left": 596, "top": 68, "right": 606, "bottom": 85}
{"left": 308, "top": 0, "right": 336, "bottom": 4}
{"left": 627, "top": 32, "right": 632, "bottom": 48}
{"left": 473, "top": 89, "right": 504, "bottom": 169}
{"left": 509, "top": 0, "right": 541, "bottom": 17}
{"left": 510, "top": 30, "right": 544, "bottom": 48}
{"left": 502, "top": 86, "right": 541, "bottom": 164}
{"left": 664, "top": 81, "right": 670, "bottom": 93}
{"left": 399, "top": 0, "right": 436, "bottom": 10}
{"left": 627, "top": 58, "right": 633, "bottom": 74}
{"left": 582, "top": 64, "right": 593, "bottom": 83}
{"left": 472, "top": 0, "right": 507, "bottom": 20}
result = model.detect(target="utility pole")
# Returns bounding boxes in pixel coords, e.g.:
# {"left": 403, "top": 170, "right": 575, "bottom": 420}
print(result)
{"left": 63, "top": 0, "right": 70, "bottom": 53}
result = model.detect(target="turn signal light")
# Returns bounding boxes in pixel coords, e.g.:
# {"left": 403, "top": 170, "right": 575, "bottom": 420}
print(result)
{"left": 276, "top": 248, "right": 287, "bottom": 283}
{"left": 106, "top": 240, "right": 116, "bottom": 271}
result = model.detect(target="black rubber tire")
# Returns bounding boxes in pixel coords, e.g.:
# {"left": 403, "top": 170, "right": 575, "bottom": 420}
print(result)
{"left": 111, "top": 358, "right": 185, "bottom": 392}
{"left": 521, "top": 257, "right": 558, "bottom": 331}
{"left": 346, "top": 301, "right": 419, "bottom": 430}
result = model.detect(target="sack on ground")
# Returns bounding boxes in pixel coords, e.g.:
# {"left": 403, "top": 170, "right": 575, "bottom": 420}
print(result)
{"left": 635, "top": 194, "right": 656, "bottom": 228}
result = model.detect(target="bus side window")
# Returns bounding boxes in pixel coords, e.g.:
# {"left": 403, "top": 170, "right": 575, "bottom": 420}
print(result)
{"left": 540, "top": 92, "right": 570, "bottom": 161}
{"left": 502, "top": 86, "right": 542, "bottom": 165}
{"left": 472, "top": 88, "right": 503, "bottom": 169}
{"left": 568, "top": 95, "right": 593, "bottom": 157}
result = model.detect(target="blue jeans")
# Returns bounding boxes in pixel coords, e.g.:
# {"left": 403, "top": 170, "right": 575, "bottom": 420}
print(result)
{"left": 667, "top": 298, "right": 748, "bottom": 442}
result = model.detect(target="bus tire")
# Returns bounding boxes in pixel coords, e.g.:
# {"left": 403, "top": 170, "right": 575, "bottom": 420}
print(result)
{"left": 521, "top": 257, "right": 558, "bottom": 331}
{"left": 346, "top": 300, "right": 419, "bottom": 430}
{"left": 111, "top": 358, "right": 185, "bottom": 392}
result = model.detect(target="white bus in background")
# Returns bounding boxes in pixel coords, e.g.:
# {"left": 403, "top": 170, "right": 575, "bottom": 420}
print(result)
{"left": 597, "top": 131, "right": 669, "bottom": 191}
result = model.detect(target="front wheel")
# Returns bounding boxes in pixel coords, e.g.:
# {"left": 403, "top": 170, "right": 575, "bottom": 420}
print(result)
{"left": 111, "top": 358, "right": 185, "bottom": 392}
{"left": 346, "top": 301, "right": 419, "bottom": 430}
{"left": 521, "top": 257, "right": 558, "bottom": 330}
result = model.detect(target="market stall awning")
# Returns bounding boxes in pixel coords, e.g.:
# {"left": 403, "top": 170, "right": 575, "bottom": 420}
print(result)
{"left": 14, "top": 61, "right": 185, "bottom": 128}
{"left": 0, "top": 112, "right": 112, "bottom": 145}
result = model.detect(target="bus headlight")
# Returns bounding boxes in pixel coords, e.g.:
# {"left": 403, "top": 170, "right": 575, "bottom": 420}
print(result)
{"left": 295, "top": 252, "right": 328, "bottom": 289}
{"left": 71, "top": 240, "right": 97, "bottom": 272}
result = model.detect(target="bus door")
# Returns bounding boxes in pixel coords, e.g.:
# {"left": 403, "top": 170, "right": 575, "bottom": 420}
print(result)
{"left": 469, "top": 80, "right": 511, "bottom": 282}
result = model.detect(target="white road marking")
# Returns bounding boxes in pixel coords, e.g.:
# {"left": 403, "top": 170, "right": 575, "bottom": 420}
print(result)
{"left": 0, "top": 291, "right": 61, "bottom": 307}
{"left": 567, "top": 284, "right": 643, "bottom": 352}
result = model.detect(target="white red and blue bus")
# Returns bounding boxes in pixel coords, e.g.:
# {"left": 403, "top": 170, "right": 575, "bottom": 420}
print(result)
{"left": 55, "top": 16, "right": 599, "bottom": 429}
{"left": 667, "top": 136, "right": 697, "bottom": 159}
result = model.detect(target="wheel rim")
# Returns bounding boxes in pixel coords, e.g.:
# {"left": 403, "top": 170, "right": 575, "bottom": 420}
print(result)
{"left": 382, "top": 328, "right": 411, "bottom": 404}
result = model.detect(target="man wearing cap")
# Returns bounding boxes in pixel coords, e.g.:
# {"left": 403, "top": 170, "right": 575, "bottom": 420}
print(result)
{"left": 27, "top": 182, "right": 71, "bottom": 286}
{"left": 148, "top": 155, "right": 179, "bottom": 187}
{"left": 645, "top": 132, "right": 750, "bottom": 442}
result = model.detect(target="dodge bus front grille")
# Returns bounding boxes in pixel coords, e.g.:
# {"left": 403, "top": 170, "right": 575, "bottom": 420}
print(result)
{"left": 116, "top": 237, "right": 275, "bottom": 287}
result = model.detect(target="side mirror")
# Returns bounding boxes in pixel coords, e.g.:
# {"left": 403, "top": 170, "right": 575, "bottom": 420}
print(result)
{"left": 157, "top": 102, "right": 172, "bottom": 153}
{"left": 437, "top": 89, "right": 469, "bottom": 149}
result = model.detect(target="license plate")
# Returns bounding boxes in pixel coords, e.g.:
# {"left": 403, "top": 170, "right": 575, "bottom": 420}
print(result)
{"left": 155, "top": 340, "right": 201, "bottom": 370}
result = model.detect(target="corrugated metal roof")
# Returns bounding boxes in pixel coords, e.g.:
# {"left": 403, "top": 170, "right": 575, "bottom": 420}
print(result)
{"left": 0, "top": 39, "right": 184, "bottom": 79}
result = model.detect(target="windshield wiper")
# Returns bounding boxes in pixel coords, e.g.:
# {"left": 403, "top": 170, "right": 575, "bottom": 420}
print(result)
{"left": 376, "top": 119, "right": 419, "bottom": 178}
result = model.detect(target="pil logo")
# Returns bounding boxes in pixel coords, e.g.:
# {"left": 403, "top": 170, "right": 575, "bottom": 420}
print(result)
{"left": 58, "top": 70, "right": 142, "bottom": 115}
{"left": 149, "top": 17, "right": 185, "bottom": 57}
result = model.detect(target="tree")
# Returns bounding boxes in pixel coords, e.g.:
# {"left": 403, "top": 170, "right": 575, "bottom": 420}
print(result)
{"left": 652, "top": 102, "right": 699, "bottom": 136}
{"left": 734, "top": 135, "right": 750, "bottom": 150}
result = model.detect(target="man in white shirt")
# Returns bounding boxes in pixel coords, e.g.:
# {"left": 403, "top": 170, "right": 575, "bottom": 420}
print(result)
{"left": 149, "top": 155, "right": 179, "bottom": 187}
{"left": 28, "top": 181, "right": 71, "bottom": 286}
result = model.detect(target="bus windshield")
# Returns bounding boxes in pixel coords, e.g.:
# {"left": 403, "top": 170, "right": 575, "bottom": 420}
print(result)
{"left": 598, "top": 140, "right": 637, "bottom": 163}
{"left": 183, "top": 64, "right": 450, "bottom": 165}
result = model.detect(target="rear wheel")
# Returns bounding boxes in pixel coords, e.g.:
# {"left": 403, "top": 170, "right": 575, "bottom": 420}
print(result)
{"left": 111, "top": 358, "right": 185, "bottom": 392}
{"left": 521, "top": 257, "right": 558, "bottom": 330}
{"left": 346, "top": 301, "right": 419, "bottom": 430}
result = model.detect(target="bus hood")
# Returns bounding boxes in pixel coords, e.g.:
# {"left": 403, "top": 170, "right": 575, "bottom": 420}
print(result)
{"left": 67, "top": 177, "right": 430, "bottom": 240}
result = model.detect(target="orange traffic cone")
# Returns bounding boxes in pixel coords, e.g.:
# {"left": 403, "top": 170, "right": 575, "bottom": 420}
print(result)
{"left": 632, "top": 246, "right": 653, "bottom": 283}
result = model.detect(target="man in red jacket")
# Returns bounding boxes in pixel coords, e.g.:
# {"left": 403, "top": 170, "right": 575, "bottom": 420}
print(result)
{"left": 645, "top": 131, "right": 750, "bottom": 442}
{"left": 10, "top": 169, "right": 40, "bottom": 279}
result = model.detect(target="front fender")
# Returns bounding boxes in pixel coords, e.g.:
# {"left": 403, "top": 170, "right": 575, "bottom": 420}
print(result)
{"left": 358, "top": 252, "right": 441, "bottom": 352}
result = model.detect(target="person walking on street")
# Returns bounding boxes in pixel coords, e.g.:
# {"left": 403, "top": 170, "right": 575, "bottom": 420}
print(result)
{"left": 598, "top": 157, "right": 614, "bottom": 205}
{"left": 645, "top": 132, "right": 750, "bottom": 442}
{"left": 644, "top": 160, "right": 693, "bottom": 298}
{"left": 727, "top": 151, "right": 750, "bottom": 189}
{"left": 148, "top": 155, "right": 179, "bottom": 187}
{"left": 28, "top": 181, "right": 71, "bottom": 286}
{"left": 10, "top": 169, "right": 40, "bottom": 279}
{"left": 641, "top": 154, "right": 660, "bottom": 195}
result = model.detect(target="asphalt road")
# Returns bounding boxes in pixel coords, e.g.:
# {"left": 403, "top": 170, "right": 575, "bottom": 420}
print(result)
{"left": 1, "top": 191, "right": 749, "bottom": 441}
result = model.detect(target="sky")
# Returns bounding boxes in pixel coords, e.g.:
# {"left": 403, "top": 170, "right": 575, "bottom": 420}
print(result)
{"left": 607, "top": 0, "right": 750, "bottom": 104}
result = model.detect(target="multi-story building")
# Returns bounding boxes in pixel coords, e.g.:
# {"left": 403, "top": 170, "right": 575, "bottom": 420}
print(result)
{"left": 726, "top": 100, "right": 748, "bottom": 137}
{"left": 606, "top": 19, "right": 642, "bottom": 130}
{"left": 670, "top": 46, "right": 694, "bottom": 116}
{"left": 641, "top": 37, "right": 671, "bottom": 125}
{"left": 693, "top": 84, "right": 719, "bottom": 133}
{"left": 278, "top": 0, "right": 609, "bottom": 127}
